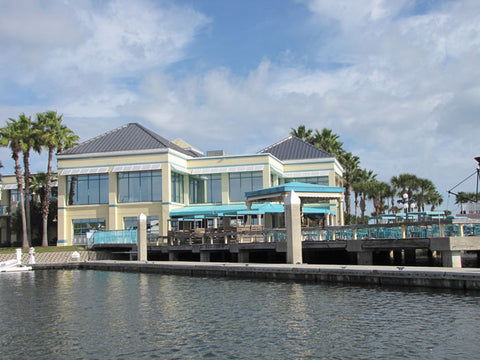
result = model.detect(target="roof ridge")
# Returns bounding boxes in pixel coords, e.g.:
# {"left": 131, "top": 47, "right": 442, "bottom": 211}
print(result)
{"left": 131, "top": 123, "right": 170, "bottom": 147}
{"left": 257, "top": 135, "right": 293, "bottom": 154}
{"left": 291, "top": 136, "right": 333, "bottom": 157}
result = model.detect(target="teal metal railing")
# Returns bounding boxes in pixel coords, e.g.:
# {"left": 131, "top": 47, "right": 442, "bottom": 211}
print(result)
{"left": 92, "top": 230, "right": 137, "bottom": 245}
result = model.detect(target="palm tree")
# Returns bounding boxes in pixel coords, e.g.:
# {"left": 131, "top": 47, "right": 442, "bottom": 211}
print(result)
{"left": 352, "top": 168, "right": 376, "bottom": 219}
{"left": 366, "top": 180, "right": 390, "bottom": 216}
{"left": 455, "top": 192, "right": 475, "bottom": 213}
{"left": 30, "top": 172, "right": 57, "bottom": 205}
{"left": 18, "top": 114, "right": 41, "bottom": 242}
{"left": 0, "top": 118, "right": 29, "bottom": 248}
{"left": 312, "top": 128, "right": 343, "bottom": 156}
{"left": 427, "top": 190, "right": 443, "bottom": 211}
{"left": 290, "top": 125, "right": 313, "bottom": 142}
{"left": 36, "top": 111, "right": 79, "bottom": 246}
{"left": 415, "top": 178, "right": 435, "bottom": 211}
{"left": 390, "top": 173, "right": 420, "bottom": 197}
{"left": 338, "top": 151, "right": 360, "bottom": 221}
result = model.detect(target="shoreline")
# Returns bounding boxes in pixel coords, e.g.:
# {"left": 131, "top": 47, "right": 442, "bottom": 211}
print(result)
{"left": 32, "top": 261, "right": 480, "bottom": 291}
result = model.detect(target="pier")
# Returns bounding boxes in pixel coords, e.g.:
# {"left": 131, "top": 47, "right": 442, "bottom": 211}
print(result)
{"left": 33, "top": 261, "right": 480, "bottom": 290}
{"left": 90, "top": 218, "right": 480, "bottom": 268}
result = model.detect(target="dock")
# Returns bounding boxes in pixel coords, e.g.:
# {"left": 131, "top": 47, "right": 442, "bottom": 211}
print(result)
{"left": 33, "top": 261, "right": 480, "bottom": 290}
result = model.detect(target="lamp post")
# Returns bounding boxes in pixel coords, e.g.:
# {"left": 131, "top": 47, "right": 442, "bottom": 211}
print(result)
{"left": 397, "top": 188, "right": 417, "bottom": 220}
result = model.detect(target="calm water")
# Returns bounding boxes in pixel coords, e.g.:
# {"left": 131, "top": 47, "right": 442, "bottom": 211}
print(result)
{"left": 1, "top": 271, "right": 480, "bottom": 360}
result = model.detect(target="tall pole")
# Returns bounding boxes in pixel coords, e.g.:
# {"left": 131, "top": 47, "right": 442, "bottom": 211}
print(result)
{"left": 475, "top": 157, "right": 480, "bottom": 203}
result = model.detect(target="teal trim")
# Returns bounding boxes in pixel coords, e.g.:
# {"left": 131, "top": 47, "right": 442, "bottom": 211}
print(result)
{"left": 58, "top": 207, "right": 66, "bottom": 210}
{"left": 57, "top": 240, "right": 67, "bottom": 244}
{"left": 108, "top": 205, "right": 117, "bottom": 207}
{"left": 245, "top": 182, "right": 344, "bottom": 198}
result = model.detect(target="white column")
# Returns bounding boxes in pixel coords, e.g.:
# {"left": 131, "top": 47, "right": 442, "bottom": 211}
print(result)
{"left": 137, "top": 213, "right": 148, "bottom": 262}
{"left": 285, "top": 191, "right": 302, "bottom": 264}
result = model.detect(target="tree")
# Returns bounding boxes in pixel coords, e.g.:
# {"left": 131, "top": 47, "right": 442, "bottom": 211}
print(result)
{"left": 290, "top": 125, "right": 313, "bottom": 142}
{"left": 18, "top": 114, "right": 41, "bottom": 243}
{"left": 455, "top": 192, "right": 476, "bottom": 213}
{"left": 427, "top": 190, "right": 443, "bottom": 211}
{"left": 312, "top": 128, "right": 343, "bottom": 156}
{"left": 352, "top": 169, "right": 376, "bottom": 219}
{"left": 36, "top": 111, "right": 79, "bottom": 246}
{"left": 0, "top": 118, "right": 29, "bottom": 248}
{"left": 338, "top": 151, "right": 360, "bottom": 221}
{"left": 366, "top": 180, "right": 391, "bottom": 216}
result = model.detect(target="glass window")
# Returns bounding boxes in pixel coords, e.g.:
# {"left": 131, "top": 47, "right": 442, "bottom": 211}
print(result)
{"left": 67, "top": 174, "right": 108, "bottom": 205}
{"left": 228, "top": 172, "right": 263, "bottom": 202}
{"left": 207, "top": 174, "right": 222, "bottom": 203}
{"left": 171, "top": 172, "right": 184, "bottom": 203}
{"left": 189, "top": 176, "right": 206, "bottom": 204}
{"left": 72, "top": 218, "right": 106, "bottom": 236}
{"left": 189, "top": 174, "right": 222, "bottom": 204}
{"left": 118, "top": 171, "right": 162, "bottom": 203}
{"left": 124, "top": 216, "right": 159, "bottom": 242}
{"left": 285, "top": 176, "right": 329, "bottom": 185}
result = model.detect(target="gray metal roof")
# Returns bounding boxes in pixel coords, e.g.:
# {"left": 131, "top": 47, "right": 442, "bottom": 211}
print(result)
{"left": 258, "top": 136, "right": 332, "bottom": 160}
{"left": 60, "top": 123, "right": 200, "bottom": 157}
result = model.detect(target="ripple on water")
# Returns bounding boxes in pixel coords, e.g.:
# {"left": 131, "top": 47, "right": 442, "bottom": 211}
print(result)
{"left": 0, "top": 270, "right": 479, "bottom": 360}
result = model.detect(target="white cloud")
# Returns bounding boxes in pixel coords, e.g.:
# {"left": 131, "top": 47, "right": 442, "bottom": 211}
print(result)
{"left": 1, "top": 0, "right": 479, "bottom": 212}
{"left": 114, "top": 0, "right": 480, "bottom": 203}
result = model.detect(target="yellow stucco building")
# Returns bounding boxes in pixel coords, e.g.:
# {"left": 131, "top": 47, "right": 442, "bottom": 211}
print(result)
{"left": 53, "top": 123, "right": 343, "bottom": 246}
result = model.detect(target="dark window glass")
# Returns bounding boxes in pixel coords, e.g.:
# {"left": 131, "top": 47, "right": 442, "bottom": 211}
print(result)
{"left": 67, "top": 174, "right": 108, "bottom": 205}
{"left": 285, "top": 176, "right": 329, "bottom": 185}
{"left": 72, "top": 218, "right": 106, "bottom": 235}
{"left": 228, "top": 172, "right": 263, "bottom": 202}
{"left": 171, "top": 172, "right": 184, "bottom": 203}
{"left": 117, "top": 171, "right": 162, "bottom": 203}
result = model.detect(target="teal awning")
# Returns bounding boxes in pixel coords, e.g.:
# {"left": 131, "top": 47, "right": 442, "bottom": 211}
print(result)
{"left": 170, "top": 203, "right": 334, "bottom": 217}
{"left": 245, "top": 181, "right": 344, "bottom": 198}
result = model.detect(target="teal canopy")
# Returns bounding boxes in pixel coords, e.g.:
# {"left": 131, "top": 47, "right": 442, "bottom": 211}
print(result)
{"left": 245, "top": 181, "right": 344, "bottom": 198}
{"left": 170, "top": 203, "right": 334, "bottom": 217}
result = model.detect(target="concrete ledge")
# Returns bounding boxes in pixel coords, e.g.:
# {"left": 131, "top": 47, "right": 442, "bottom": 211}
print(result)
{"left": 32, "top": 261, "right": 480, "bottom": 291}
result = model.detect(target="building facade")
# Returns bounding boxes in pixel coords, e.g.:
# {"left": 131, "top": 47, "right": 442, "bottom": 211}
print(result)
{"left": 56, "top": 123, "right": 344, "bottom": 246}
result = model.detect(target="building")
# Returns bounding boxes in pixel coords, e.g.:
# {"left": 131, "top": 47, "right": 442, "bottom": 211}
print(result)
{"left": 0, "top": 174, "right": 58, "bottom": 246}
{"left": 56, "top": 123, "right": 344, "bottom": 246}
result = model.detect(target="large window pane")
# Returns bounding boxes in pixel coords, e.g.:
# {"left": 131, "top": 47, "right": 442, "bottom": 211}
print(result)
{"left": 229, "top": 172, "right": 262, "bottom": 202}
{"left": 118, "top": 171, "right": 162, "bottom": 203}
{"left": 67, "top": 174, "right": 108, "bottom": 205}
{"left": 171, "top": 172, "right": 184, "bottom": 203}
{"left": 285, "top": 176, "right": 328, "bottom": 185}
{"left": 73, "top": 218, "right": 106, "bottom": 235}
{"left": 208, "top": 174, "right": 222, "bottom": 203}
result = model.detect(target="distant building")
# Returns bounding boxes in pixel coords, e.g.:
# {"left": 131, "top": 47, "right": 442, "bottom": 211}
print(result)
{"left": 51, "top": 123, "right": 343, "bottom": 245}
{"left": 0, "top": 174, "right": 58, "bottom": 246}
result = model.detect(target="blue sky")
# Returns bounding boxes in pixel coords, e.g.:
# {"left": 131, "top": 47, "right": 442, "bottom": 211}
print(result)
{"left": 0, "top": 0, "right": 479, "bottom": 212}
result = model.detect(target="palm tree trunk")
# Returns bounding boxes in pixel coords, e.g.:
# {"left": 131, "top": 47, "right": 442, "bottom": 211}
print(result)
{"left": 23, "top": 149, "right": 32, "bottom": 244}
{"left": 41, "top": 148, "right": 54, "bottom": 247}
{"left": 14, "top": 152, "right": 29, "bottom": 249}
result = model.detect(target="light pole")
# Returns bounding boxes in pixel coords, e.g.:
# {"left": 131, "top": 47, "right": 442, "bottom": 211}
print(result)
{"left": 397, "top": 188, "right": 417, "bottom": 220}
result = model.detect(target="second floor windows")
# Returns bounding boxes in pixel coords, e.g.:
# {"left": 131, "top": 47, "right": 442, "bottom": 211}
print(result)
{"left": 67, "top": 174, "right": 108, "bottom": 205}
{"left": 118, "top": 171, "right": 162, "bottom": 203}
{"left": 189, "top": 174, "right": 222, "bottom": 204}
{"left": 229, "top": 172, "right": 263, "bottom": 202}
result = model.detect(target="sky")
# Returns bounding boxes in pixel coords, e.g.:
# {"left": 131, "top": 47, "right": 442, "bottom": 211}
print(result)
{"left": 0, "top": 0, "right": 479, "bottom": 213}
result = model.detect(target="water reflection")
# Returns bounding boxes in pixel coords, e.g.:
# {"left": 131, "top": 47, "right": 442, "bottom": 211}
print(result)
{"left": 1, "top": 270, "right": 479, "bottom": 360}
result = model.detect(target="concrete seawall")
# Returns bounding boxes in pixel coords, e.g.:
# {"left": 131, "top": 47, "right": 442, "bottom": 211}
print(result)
{"left": 0, "top": 251, "right": 113, "bottom": 264}
{"left": 33, "top": 261, "right": 480, "bottom": 291}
